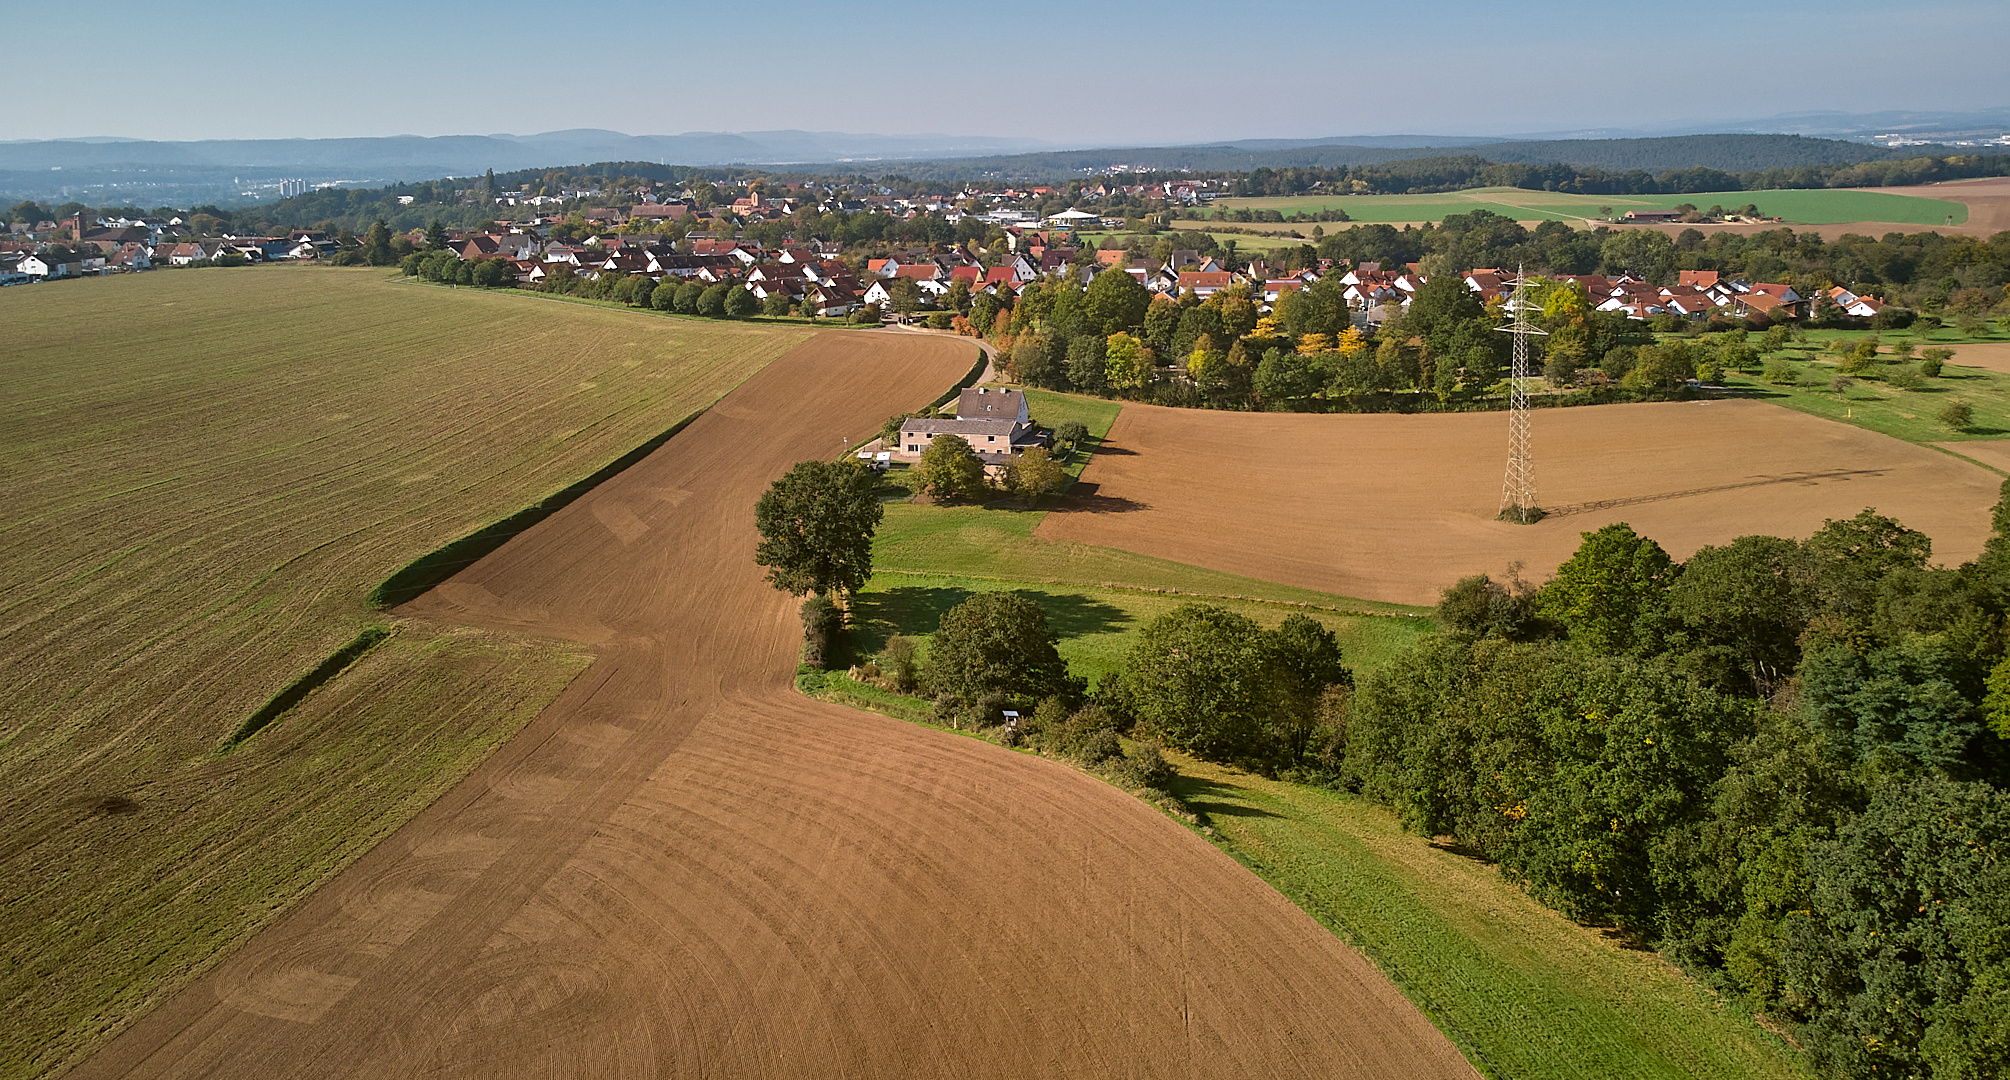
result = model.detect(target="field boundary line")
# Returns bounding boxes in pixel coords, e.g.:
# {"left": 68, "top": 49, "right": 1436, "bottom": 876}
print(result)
{"left": 868, "top": 566, "right": 1430, "bottom": 620}
{"left": 368, "top": 407, "right": 715, "bottom": 609}
{"left": 1930, "top": 443, "right": 2009, "bottom": 477}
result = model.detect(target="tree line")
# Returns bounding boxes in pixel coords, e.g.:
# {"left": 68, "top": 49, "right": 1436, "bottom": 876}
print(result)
{"left": 1227, "top": 150, "right": 2010, "bottom": 198}
{"left": 1331, "top": 500, "right": 2010, "bottom": 1080}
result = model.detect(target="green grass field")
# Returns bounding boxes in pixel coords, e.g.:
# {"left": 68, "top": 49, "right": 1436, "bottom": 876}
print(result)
{"left": 0, "top": 265, "right": 817, "bottom": 1080}
{"left": 1206, "top": 186, "right": 1971, "bottom": 226}
{"left": 1658, "top": 325, "right": 2010, "bottom": 452}
{"left": 1168, "top": 756, "right": 1813, "bottom": 1080}
{"left": 1077, "top": 227, "right": 1311, "bottom": 251}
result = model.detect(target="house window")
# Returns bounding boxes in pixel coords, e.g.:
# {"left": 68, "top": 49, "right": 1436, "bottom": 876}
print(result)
{"left": 987, "top": 435, "right": 996, "bottom": 441}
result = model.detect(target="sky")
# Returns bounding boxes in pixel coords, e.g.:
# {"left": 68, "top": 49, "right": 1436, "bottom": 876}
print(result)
{"left": 9, "top": 0, "right": 2009, "bottom": 145}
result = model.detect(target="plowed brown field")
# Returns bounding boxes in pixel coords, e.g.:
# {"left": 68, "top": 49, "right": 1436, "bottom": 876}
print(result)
{"left": 1037, "top": 399, "right": 1999, "bottom": 606}
{"left": 1852, "top": 175, "right": 2010, "bottom": 235}
{"left": 70, "top": 333, "right": 1476, "bottom": 1079}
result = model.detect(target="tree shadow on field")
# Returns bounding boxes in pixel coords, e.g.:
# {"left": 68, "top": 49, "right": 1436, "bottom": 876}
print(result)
{"left": 1167, "top": 775, "right": 1281, "bottom": 819}
{"left": 1092, "top": 444, "right": 1139, "bottom": 456}
{"left": 1057, "top": 483, "right": 1148, "bottom": 514}
{"left": 852, "top": 585, "right": 973, "bottom": 655}
{"left": 1032, "top": 591, "right": 1133, "bottom": 641}
{"left": 1429, "top": 837, "right": 1494, "bottom": 864}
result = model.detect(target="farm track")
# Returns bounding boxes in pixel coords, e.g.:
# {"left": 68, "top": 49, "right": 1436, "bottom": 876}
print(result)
{"left": 70, "top": 333, "right": 1475, "bottom": 1079}
{"left": 1036, "top": 398, "right": 2000, "bottom": 606}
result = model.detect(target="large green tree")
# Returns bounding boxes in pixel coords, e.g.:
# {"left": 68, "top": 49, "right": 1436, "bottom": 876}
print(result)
{"left": 1537, "top": 523, "right": 1677, "bottom": 655}
{"left": 915, "top": 433, "right": 989, "bottom": 501}
{"left": 753, "top": 459, "right": 883, "bottom": 599}
{"left": 1083, "top": 264, "right": 1150, "bottom": 335}
{"left": 924, "top": 591, "right": 1079, "bottom": 703}
{"left": 1787, "top": 777, "right": 2010, "bottom": 1080}
{"left": 1116, "top": 603, "right": 1269, "bottom": 760}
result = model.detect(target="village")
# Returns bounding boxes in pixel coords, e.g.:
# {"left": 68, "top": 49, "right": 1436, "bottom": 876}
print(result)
{"left": 0, "top": 183, "right": 1881, "bottom": 334}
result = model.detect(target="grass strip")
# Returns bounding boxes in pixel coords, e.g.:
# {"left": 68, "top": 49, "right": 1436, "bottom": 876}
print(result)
{"left": 225, "top": 623, "right": 393, "bottom": 746}
{"left": 368, "top": 407, "right": 712, "bottom": 608}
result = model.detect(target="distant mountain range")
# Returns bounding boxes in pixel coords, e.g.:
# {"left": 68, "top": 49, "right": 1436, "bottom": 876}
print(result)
{"left": 0, "top": 129, "right": 1061, "bottom": 173}
{"left": 2, "top": 110, "right": 2004, "bottom": 207}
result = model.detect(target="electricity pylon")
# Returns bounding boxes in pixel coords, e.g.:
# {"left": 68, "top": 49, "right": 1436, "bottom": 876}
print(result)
{"left": 1496, "top": 266, "right": 1547, "bottom": 524}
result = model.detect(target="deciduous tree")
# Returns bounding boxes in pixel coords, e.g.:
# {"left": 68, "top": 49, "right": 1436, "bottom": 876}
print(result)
{"left": 753, "top": 459, "right": 883, "bottom": 599}
{"left": 915, "top": 434, "right": 989, "bottom": 501}
{"left": 923, "top": 591, "right": 1080, "bottom": 704}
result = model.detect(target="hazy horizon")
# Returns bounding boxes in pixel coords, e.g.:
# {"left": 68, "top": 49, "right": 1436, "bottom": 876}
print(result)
{"left": 13, "top": 0, "right": 2008, "bottom": 145}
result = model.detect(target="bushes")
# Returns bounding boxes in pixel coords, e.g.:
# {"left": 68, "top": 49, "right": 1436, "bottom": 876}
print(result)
{"left": 1941, "top": 399, "right": 1976, "bottom": 432}
{"left": 800, "top": 596, "right": 843, "bottom": 669}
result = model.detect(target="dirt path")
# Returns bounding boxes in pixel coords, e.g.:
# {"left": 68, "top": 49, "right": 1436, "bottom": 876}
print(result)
{"left": 1037, "top": 398, "right": 2000, "bottom": 606}
{"left": 69, "top": 332, "right": 1475, "bottom": 1080}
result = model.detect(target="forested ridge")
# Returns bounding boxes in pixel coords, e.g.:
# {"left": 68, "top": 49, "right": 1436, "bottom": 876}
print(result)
{"left": 815, "top": 133, "right": 1985, "bottom": 183}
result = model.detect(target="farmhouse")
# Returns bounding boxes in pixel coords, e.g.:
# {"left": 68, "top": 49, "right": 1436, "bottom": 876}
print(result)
{"left": 956, "top": 386, "right": 1029, "bottom": 423}
{"left": 894, "top": 388, "right": 1041, "bottom": 471}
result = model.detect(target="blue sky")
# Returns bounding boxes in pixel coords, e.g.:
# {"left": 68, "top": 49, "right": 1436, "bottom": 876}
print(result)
{"left": 11, "top": 0, "right": 2008, "bottom": 144}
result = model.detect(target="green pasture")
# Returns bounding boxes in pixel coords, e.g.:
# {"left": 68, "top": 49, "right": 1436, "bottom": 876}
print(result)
{"left": 1209, "top": 186, "right": 1970, "bottom": 226}
{"left": 1715, "top": 334, "right": 2010, "bottom": 448}
{"left": 1077, "top": 228, "right": 1310, "bottom": 251}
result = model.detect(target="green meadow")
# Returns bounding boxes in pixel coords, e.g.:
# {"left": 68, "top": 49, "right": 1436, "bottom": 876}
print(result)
{"left": 1205, "top": 186, "right": 1970, "bottom": 226}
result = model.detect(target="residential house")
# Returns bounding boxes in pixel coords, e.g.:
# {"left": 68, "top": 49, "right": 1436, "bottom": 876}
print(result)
{"left": 955, "top": 386, "right": 1030, "bottom": 424}
{"left": 17, "top": 253, "right": 85, "bottom": 278}
{"left": 1263, "top": 279, "right": 1305, "bottom": 305}
{"left": 893, "top": 415, "right": 1041, "bottom": 474}
{"left": 629, "top": 202, "right": 690, "bottom": 222}
{"left": 1177, "top": 270, "right": 1233, "bottom": 298}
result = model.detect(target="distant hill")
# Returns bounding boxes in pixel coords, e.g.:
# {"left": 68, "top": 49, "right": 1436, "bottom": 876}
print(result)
{"left": 838, "top": 134, "right": 1946, "bottom": 181}
{"left": 0, "top": 128, "right": 1988, "bottom": 208}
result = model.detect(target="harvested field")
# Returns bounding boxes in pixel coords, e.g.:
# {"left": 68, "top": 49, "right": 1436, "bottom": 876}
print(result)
{"left": 70, "top": 333, "right": 1476, "bottom": 1078}
{"left": 1936, "top": 341, "right": 2010, "bottom": 375}
{"left": 1036, "top": 399, "right": 1999, "bottom": 606}
{"left": 1853, "top": 175, "right": 2010, "bottom": 234}
{"left": 0, "top": 266, "right": 824, "bottom": 1079}
{"left": 1939, "top": 439, "right": 2010, "bottom": 474}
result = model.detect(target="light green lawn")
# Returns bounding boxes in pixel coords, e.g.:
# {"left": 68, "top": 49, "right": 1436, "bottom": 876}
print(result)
{"left": 1689, "top": 327, "right": 2010, "bottom": 448}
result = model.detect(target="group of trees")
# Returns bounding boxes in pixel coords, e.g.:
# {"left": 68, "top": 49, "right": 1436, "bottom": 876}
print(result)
{"left": 889, "top": 589, "right": 1354, "bottom": 785}
{"left": 399, "top": 246, "right": 513, "bottom": 287}
{"left": 910, "top": 432, "right": 1067, "bottom": 507}
{"left": 985, "top": 262, "right": 1584, "bottom": 412}
{"left": 1102, "top": 605, "right": 1353, "bottom": 768}
{"left": 1334, "top": 501, "right": 2010, "bottom": 1079}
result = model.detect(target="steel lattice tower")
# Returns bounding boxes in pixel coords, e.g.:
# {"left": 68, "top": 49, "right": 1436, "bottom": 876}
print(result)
{"left": 1496, "top": 267, "right": 1547, "bottom": 524}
